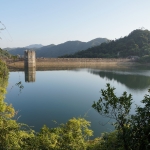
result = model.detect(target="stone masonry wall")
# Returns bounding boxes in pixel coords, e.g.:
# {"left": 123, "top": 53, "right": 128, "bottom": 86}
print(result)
{"left": 24, "top": 50, "right": 36, "bottom": 68}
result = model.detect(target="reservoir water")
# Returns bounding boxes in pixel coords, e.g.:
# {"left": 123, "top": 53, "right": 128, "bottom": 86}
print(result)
{"left": 6, "top": 66, "right": 150, "bottom": 138}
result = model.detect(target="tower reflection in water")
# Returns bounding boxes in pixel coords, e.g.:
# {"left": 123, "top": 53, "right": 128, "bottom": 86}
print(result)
{"left": 24, "top": 50, "right": 36, "bottom": 82}
{"left": 25, "top": 67, "right": 36, "bottom": 82}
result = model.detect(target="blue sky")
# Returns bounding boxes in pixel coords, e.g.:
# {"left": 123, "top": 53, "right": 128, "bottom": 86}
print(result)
{"left": 0, "top": 0, "right": 150, "bottom": 48}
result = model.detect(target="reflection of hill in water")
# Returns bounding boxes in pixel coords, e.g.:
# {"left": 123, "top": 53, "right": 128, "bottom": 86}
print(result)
{"left": 90, "top": 70, "right": 150, "bottom": 90}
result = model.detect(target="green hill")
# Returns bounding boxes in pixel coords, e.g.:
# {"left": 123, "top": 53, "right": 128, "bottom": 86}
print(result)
{"left": 5, "top": 47, "right": 30, "bottom": 56}
{"left": 36, "top": 38, "right": 108, "bottom": 58}
{"left": 6, "top": 38, "right": 108, "bottom": 58}
{"left": 4, "top": 46, "right": 43, "bottom": 56}
{"left": 62, "top": 29, "right": 150, "bottom": 58}
{"left": 0, "top": 48, "right": 11, "bottom": 58}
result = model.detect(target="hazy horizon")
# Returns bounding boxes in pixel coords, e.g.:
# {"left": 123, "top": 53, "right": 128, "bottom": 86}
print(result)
{"left": 0, "top": 0, "right": 150, "bottom": 48}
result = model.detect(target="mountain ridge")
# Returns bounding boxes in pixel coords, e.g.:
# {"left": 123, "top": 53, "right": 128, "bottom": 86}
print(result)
{"left": 25, "top": 44, "right": 43, "bottom": 49}
{"left": 62, "top": 29, "right": 150, "bottom": 58}
{"left": 6, "top": 38, "right": 108, "bottom": 57}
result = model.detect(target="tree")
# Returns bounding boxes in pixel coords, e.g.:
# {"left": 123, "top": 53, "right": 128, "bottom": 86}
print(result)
{"left": 0, "top": 59, "right": 94, "bottom": 149}
{"left": 32, "top": 118, "right": 93, "bottom": 150}
{"left": 128, "top": 92, "right": 150, "bottom": 150}
{"left": 92, "top": 83, "right": 150, "bottom": 150}
{"left": 0, "top": 59, "right": 34, "bottom": 149}
{"left": 92, "top": 83, "right": 132, "bottom": 150}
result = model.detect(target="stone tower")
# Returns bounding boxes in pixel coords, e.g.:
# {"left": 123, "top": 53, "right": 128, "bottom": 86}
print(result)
{"left": 24, "top": 50, "right": 36, "bottom": 82}
{"left": 24, "top": 50, "right": 36, "bottom": 68}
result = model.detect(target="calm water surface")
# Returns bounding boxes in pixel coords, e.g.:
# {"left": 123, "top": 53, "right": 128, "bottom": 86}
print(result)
{"left": 6, "top": 67, "right": 150, "bottom": 138}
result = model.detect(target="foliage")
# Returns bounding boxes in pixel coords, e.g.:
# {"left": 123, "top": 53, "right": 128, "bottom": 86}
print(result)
{"left": 138, "top": 55, "right": 150, "bottom": 63}
{"left": 0, "top": 61, "right": 93, "bottom": 149}
{"left": 26, "top": 118, "right": 93, "bottom": 150}
{"left": 127, "top": 92, "right": 150, "bottom": 150}
{"left": 0, "top": 48, "right": 11, "bottom": 58}
{"left": 0, "top": 59, "right": 34, "bottom": 149}
{"left": 62, "top": 29, "right": 150, "bottom": 58}
{"left": 0, "top": 59, "right": 150, "bottom": 149}
{"left": 92, "top": 83, "right": 132, "bottom": 150}
{"left": 92, "top": 83, "right": 150, "bottom": 150}
{"left": 87, "top": 131, "right": 124, "bottom": 150}
{"left": 10, "top": 55, "right": 18, "bottom": 61}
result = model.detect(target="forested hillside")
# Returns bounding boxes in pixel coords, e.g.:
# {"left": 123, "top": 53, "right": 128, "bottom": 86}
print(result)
{"left": 0, "top": 48, "right": 11, "bottom": 58}
{"left": 62, "top": 29, "right": 150, "bottom": 58}
{"left": 35, "top": 38, "right": 108, "bottom": 58}
{"left": 6, "top": 38, "right": 108, "bottom": 57}
{"left": 5, "top": 47, "right": 30, "bottom": 56}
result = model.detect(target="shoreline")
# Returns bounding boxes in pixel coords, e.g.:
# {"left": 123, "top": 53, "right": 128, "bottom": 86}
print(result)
{"left": 5, "top": 58, "right": 148, "bottom": 71}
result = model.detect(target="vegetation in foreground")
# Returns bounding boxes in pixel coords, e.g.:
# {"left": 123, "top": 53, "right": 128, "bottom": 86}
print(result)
{"left": 0, "top": 48, "right": 11, "bottom": 58}
{"left": 0, "top": 59, "right": 150, "bottom": 149}
{"left": 92, "top": 84, "right": 150, "bottom": 150}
